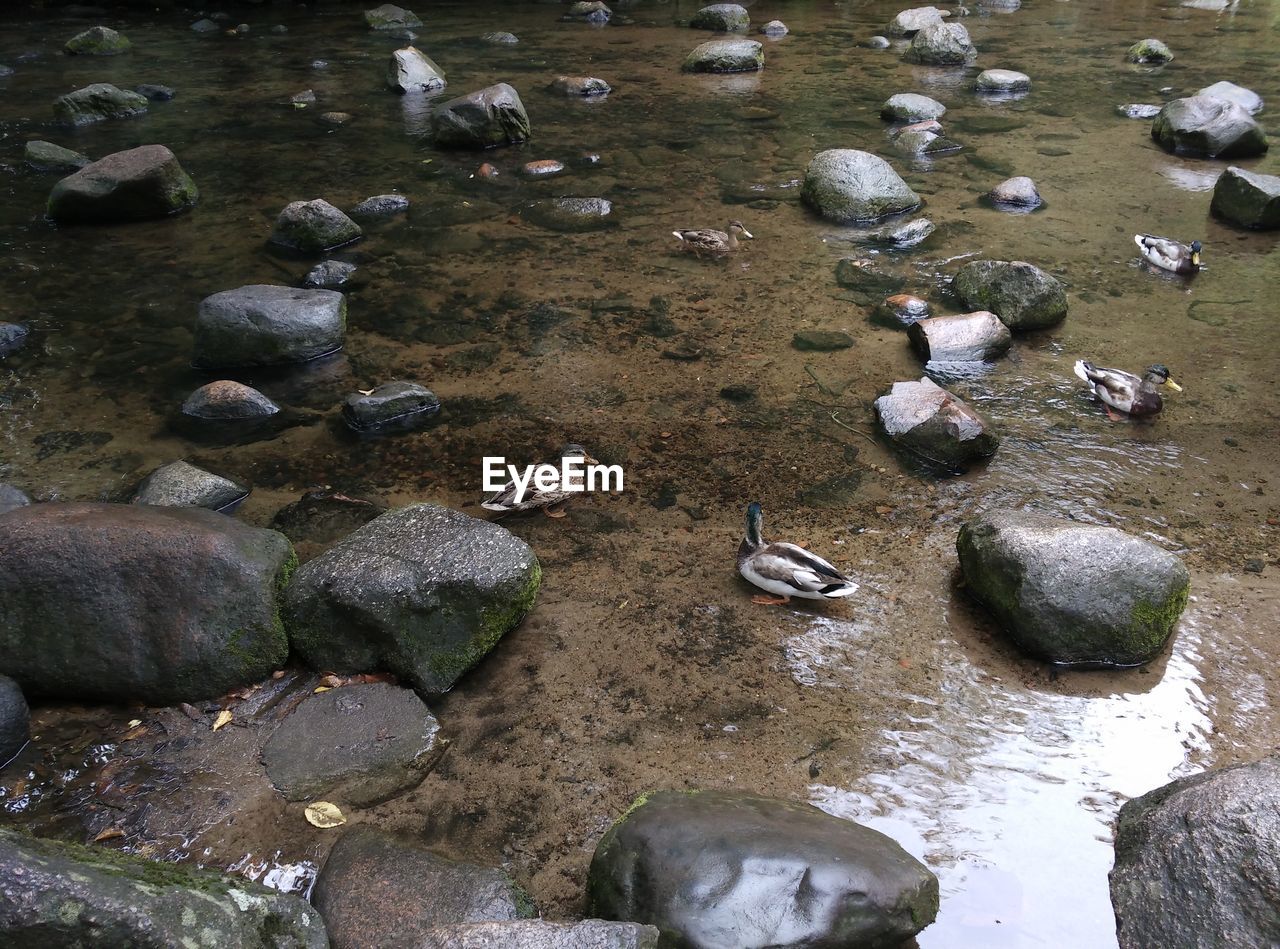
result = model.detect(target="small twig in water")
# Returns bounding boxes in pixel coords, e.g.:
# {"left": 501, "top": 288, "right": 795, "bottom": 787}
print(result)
{"left": 829, "top": 411, "right": 879, "bottom": 446}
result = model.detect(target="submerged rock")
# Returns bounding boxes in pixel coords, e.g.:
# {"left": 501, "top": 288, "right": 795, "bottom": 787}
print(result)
{"left": 1211, "top": 165, "right": 1280, "bottom": 229}
{"left": 523, "top": 197, "right": 613, "bottom": 232}
{"left": 0, "top": 675, "right": 29, "bottom": 765}
{"left": 802, "top": 149, "right": 920, "bottom": 224}
{"left": 53, "top": 82, "right": 147, "bottom": 125}
{"left": 64, "top": 25, "right": 130, "bottom": 55}
{"left": 875, "top": 377, "right": 999, "bottom": 466}
{"left": 875, "top": 293, "right": 930, "bottom": 327}
{"left": 588, "top": 790, "right": 939, "bottom": 948}
{"left": 760, "top": 20, "right": 788, "bottom": 37}
{"left": 549, "top": 75, "right": 611, "bottom": 97}
{"left": 0, "top": 503, "right": 295, "bottom": 704}
{"left": 1117, "top": 103, "right": 1161, "bottom": 119}
{"left": 888, "top": 6, "right": 948, "bottom": 36}
{"left": 690, "top": 4, "right": 749, "bottom": 32}
{"left": 133, "top": 460, "right": 249, "bottom": 512}
{"left": 987, "top": 175, "right": 1042, "bottom": 208}
{"left": 416, "top": 920, "right": 659, "bottom": 948}
{"left": 47, "top": 145, "right": 198, "bottom": 223}
{"left": 952, "top": 259, "right": 1067, "bottom": 330}
{"left": 136, "top": 83, "right": 176, "bottom": 101}
{"left": 351, "top": 193, "right": 410, "bottom": 217}
{"left": 0, "top": 324, "right": 30, "bottom": 357}
{"left": 304, "top": 259, "right": 358, "bottom": 289}
{"left": 835, "top": 258, "right": 906, "bottom": 304}
{"left": 182, "top": 380, "right": 281, "bottom": 419}
{"left": 387, "top": 46, "right": 445, "bottom": 93}
{"left": 868, "top": 216, "right": 935, "bottom": 246}
{"left": 908, "top": 310, "right": 1011, "bottom": 362}
{"left": 343, "top": 381, "right": 441, "bottom": 433}
{"left": 866, "top": 35, "right": 891, "bottom": 49}
{"left": 522, "top": 159, "right": 566, "bottom": 178}
{"left": 793, "top": 330, "right": 854, "bottom": 351}
{"left": 683, "top": 39, "right": 763, "bottom": 73}
{"left": 194, "top": 284, "right": 347, "bottom": 368}
{"left": 27, "top": 139, "right": 91, "bottom": 173}
{"left": 881, "top": 92, "right": 946, "bottom": 122}
{"left": 975, "top": 68, "right": 1030, "bottom": 94}
{"left": 1196, "top": 80, "right": 1263, "bottom": 115}
{"left": 272, "top": 490, "right": 388, "bottom": 548}
{"left": 1127, "top": 38, "right": 1173, "bottom": 64}
{"left": 1111, "top": 755, "right": 1280, "bottom": 949}
{"left": 893, "top": 127, "right": 962, "bottom": 155}
{"left": 957, "top": 510, "right": 1189, "bottom": 666}
{"left": 431, "top": 83, "right": 530, "bottom": 148}
{"left": 365, "top": 3, "right": 422, "bottom": 30}
{"left": 1151, "top": 96, "right": 1268, "bottom": 159}
{"left": 190, "top": 18, "right": 219, "bottom": 33}
{"left": 480, "top": 31, "right": 519, "bottom": 45}
{"left": 903, "top": 21, "right": 976, "bottom": 65}
{"left": 270, "top": 199, "right": 362, "bottom": 254}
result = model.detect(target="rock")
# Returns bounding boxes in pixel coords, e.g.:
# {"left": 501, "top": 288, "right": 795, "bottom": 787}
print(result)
{"left": 868, "top": 216, "right": 935, "bottom": 246}
{"left": 191, "top": 18, "right": 220, "bottom": 33}
{"left": 683, "top": 39, "right": 763, "bottom": 73}
{"left": 875, "top": 377, "right": 998, "bottom": 466}
{"left": 0, "top": 324, "right": 29, "bottom": 358}
{"left": 387, "top": 46, "right": 445, "bottom": 93}
{"left": 47, "top": 145, "right": 197, "bottom": 224}
{"left": 835, "top": 258, "right": 906, "bottom": 304}
{"left": 53, "top": 82, "right": 147, "bottom": 125}
{"left": 0, "top": 675, "right": 29, "bottom": 765}
{"left": 290, "top": 89, "right": 317, "bottom": 106}
{"left": 343, "top": 381, "right": 441, "bottom": 433}
{"left": 1211, "top": 165, "right": 1280, "bottom": 229}
{"left": 888, "top": 5, "right": 948, "bottom": 35}
{"left": 793, "top": 330, "right": 854, "bottom": 351}
{"left": 952, "top": 259, "right": 1066, "bottom": 330}
{"left": 0, "top": 484, "right": 31, "bottom": 514}
{"left": 1127, "top": 38, "right": 1173, "bottom": 64}
{"left": 480, "top": 31, "right": 518, "bottom": 45}
{"left": 587, "top": 790, "right": 939, "bottom": 949}
{"left": 903, "top": 21, "right": 975, "bottom": 65}
{"left": 262, "top": 682, "right": 444, "bottom": 806}
{"left": 304, "top": 259, "right": 358, "bottom": 289}
{"left": 549, "top": 75, "right": 611, "bottom": 97}
{"left": 522, "top": 159, "right": 566, "bottom": 178}
{"left": 365, "top": 3, "right": 421, "bottom": 30}
{"left": 270, "top": 199, "right": 362, "bottom": 254}
{"left": 0, "top": 828, "right": 326, "bottom": 946}
{"left": 522, "top": 197, "right": 613, "bottom": 232}
{"left": 975, "top": 68, "right": 1030, "bottom": 93}
{"left": 1151, "top": 96, "right": 1268, "bottom": 159}
{"left": 351, "top": 193, "right": 409, "bottom": 217}
{"left": 875, "top": 293, "right": 930, "bottom": 327}
{"left": 319, "top": 111, "right": 353, "bottom": 126}
{"left": 893, "top": 127, "right": 962, "bottom": 155}
{"left": 0, "top": 65, "right": 12, "bottom": 78}
{"left": 135, "top": 83, "right": 176, "bottom": 101}
{"left": 1117, "top": 103, "right": 1161, "bottom": 119}
{"left": 182, "top": 380, "right": 281, "bottom": 419}
{"left": 561, "top": 2, "right": 612, "bottom": 24}
{"left": 313, "top": 827, "right": 532, "bottom": 948}
{"left": 417, "top": 920, "right": 660, "bottom": 948}
{"left": 431, "top": 83, "right": 530, "bottom": 148}
{"left": 133, "top": 460, "right": 249, "bottom": 512}
{"left": 0, "top": 503, "right": 295, "bottom": 704}
{"left": 1196, "top": 80, "right": 1263, "bottom": 115}
{"left": 987, "top": 175, "right": 1042, "bottom": 208}
{"left": 272, "top": 24, "right": 288, "bottom": 34}
{"left": 866, "top": 35, "right": 891, "bottom": 49}
{"left": 908, "top": 309, "right": 1011, "bottom": 362}
{"left": 881, "top": 92, "right": 946, "bottom": 122}
{"left": 65, "top": 25, "right": 130, "bottom": 55}
{"left": 284, "top": 504, "right": 540, "bottom": 696}
{"left": 802, "top": 149, "right": 920, "bottom": 224}
{"left": 690, "top": 4, "right": 749, "bottom": 32}
{"left": 194, "top": 285, "right": 346, "bottom": 368}
{"left": 957, "top": 510, "right": 1190, "bottom": 665}
{"left": 272, "top": 490, "right": 388, "bottom": 548}
{"left": 26, "top": 140, "right": 91, "bottom": 173}
{"left": 760, "top": 20, "right": 788, "bottom": 36}
{"left": 1110, "top": 755, "right": 1280, "bottom": 949}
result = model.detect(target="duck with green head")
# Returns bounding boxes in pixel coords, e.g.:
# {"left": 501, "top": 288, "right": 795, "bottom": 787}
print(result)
{"left": 737, "top": 502, "right": 859, "bottom": 605}
{"left": 1074, "top": 361, "right": 1182, "bottom": 419}
{"left": 1134, "top": 234, "right": 1201, "bottom": 275}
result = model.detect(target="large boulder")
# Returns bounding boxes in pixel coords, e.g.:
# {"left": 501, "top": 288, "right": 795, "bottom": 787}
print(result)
{"left": 588, "top": 790, "right": 939, "bottom": 948}
{"left": 0, "top": 675, "right": 28, "bottom": 766}
{"left": 690, "top": 4, "right": 749, "bottom": 31}
{"left": 802, "top": 149, "right": 920, "bottom": 224}
{"left": 0, "top": 503, "right": 295, "bottom": 705}
{"left": 1151, "top": 96, "right": 1268, "bottom": 159}
{"left": 431, "top": 83, "right": 530, "bottom": 148}
{"left": 0, "top": 828, "right": 326, "bottom": 947}
{"left": 365, "top": 3, "right": 422, "bottom": 30}
{"left": 1110, "top": 756, "right": 1280, "bottom": 949}
{"left": 952, "top": 259, "right": 1066, "bottom": 330}
{"left": 683, "top": 39, "right": 763, "bottom": 73}
{"left": 133, "top": 460, "right": 249, "bottom": 512}
{"left": 416, "top": 920, "right": 659, "bottom": 949}
{"left": 47, "top": 145, "right": 197, "bottom": 224}
{"left": 874, "top": 377, "right": 999, "bottom": 467}
{"left": 53, "top": 82, "right": 147, "bottom": 125}
{"left": 284, "top": 504, "right": 541, "bottom": 696}
{"left": 387, "top": 46, "right": 445, "bottom": 93}
{"left": 956, "top": 510, "right": 1190, "bottom": 666}
{"left": 193, "top": 285, "right": 346, "bottom": 368}
{"left": 64, "top": 25, "right": 131, "bottom": 55}
{"left": 24, "top": 139, "right": 89, "bottom": 173}
{"left": 908, "top": 310, "right": 1011, "bottom": 363}
{"left": 903, "top": 21, "right": 976, "bottom": 65}
{"left": 881, "top": 92, "right": 946, "bottom": 122}
{"left": 269, "top": 198, "right": 362, "bottom": 254}
{"left": 313, "top": 827, "right": 532, "bottom": 949}
{"left": 1196, "top": 80, "right": 1263, "bottom": 115}
{"left": 887, "top": 6, "right": 948, "bottom": 36}
{"left": 1210, "top": 165, "right": 1280, "bottom": 229}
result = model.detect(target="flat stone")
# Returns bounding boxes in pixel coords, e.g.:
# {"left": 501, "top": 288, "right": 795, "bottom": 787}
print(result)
{"left": 987, "top": 175, "right": 1042, "bottom": 208}
{"left": 133, "top": 460, "right": 249, "bottom": 512}
{"left": 522, "top": 159, "right": 566, "bottom": 178}
{"left": 342, "top": 381, "right": 441, "bottom": 433}
{"left": 549, "top": 75, "right": 611, "bottom": 96}
{"left": 191, "top": 18, "right": 220, "bottom": 33}
{"left": 683, "top": 39, "right": 763, "bottom": 73}
{"left": 319, "top": 111, "right": 353, "bottom": 126}
{"left": 480, "top": 31, "right": 519, "bottom": 45}
{"left": 522, "top": 197, "right": 613, "bottom": 232}
{"left": 1117, "top": 103, "right": 1161, "bottom": 119}
{"left": 24, "top": 139, "right": 90, "bottom": 173}
{"left": 975, "top": 68, "right": 1030, "bottom": 93}
{"left": 193, "top": 284, "right": 346, "bottom": 368}
{"left": 881, "top": 92, "right": 946, "bottom": 121}
{"left": 835, "top": 258, "right": 906, "bottom": 304}
{"left": 182, "top": 380, "right": 281, "bottom": 419}
{"left": 875, "top": 377, "right": 999, "bottom": 467}
{"left": 793, "top": 330, "right": 854, "bottom": 351}
{"left": 351, "top": 193, "right": 409, "bottom": 217}
{"left": 417, "top": 920, "right": 659, "bottom": 948}
{"left": 561, "top": 1, "right": 611, "bottom": 23}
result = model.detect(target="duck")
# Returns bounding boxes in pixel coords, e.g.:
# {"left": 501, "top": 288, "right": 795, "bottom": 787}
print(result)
{"left": 672, "top": 221, "right": 753, "bottom": 258}
{"left": 736, "top": 502, "right": 859, "bottom": 605}
{"left": 1073, "top": 361, "right": 1182, "bottom": 419}
{"left": 1134, "top": 234, "right": 1202, "bottom": 275}
{"left": 482, "top": 444, "right": 598, "bottom": 517}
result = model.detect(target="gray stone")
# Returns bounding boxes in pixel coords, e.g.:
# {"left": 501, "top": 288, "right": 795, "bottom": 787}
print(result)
{"left": 793, "top": 330, "right": 854, "bottom": 351}
{"left": 135, "top": 83, "right": 176, "bottom": 101}
{"left": 0, "top": 828, "right": 326, "bottom": 947}
{"left": 1117, "top": 103, "right": 1161, "bottom": 119}
{"left": 802, "top": 149, "right": 920, "bottom": 224}
{"left": 0, "top": 485, "right": 30, "bottom": 515}
{"left": 290, "top": 89, "right": 317, "bottom": 106}
{"left": 182, "top": 380, "right": 281, "bottom": 419}
{"left": 975, "top": 68, "right": 1030, "bottom": 93}
{"left": 480, "top": 31, "right": 518, "bottom": 45}
{"left": 888, "top": 5, "right": 948, "bottom": 36}
{"left": 0, "top": 324, "right": 29, "bottom": 357}
{"left": 1196, "top": 80, "right": 1263, "bottom": 115}
{"left": 270, "top": 198, "right": 362, "bottom": 254}
{"left": 957, "top": 510, "right": 1190, "bottom": 666}
{"left": 1111, "top": 755, "right": 1280, "bottom": 949}
{"left": 0, "top": 503, "right": 295, "bottom": 704}
{"left": 588, "top": 790, "right": 939, "bottom": 949}
{"left": 304, "top": 259, "right": 358, "bottom": 289}
{"left": 550, "top": 75, "right": 611, "bottom": 97}
{"left": 866, "top": 35, "right": 891, "bottom": 49}
{"left": 64, "top": 25, "right": 131, "bottom": 55}
{"left": 881, "top": 92, "right": 946, "bottom": 122}
{"left": 194, "top": 285, "right": 346, "bottom": 368}
{"left": 683, "top": 39, "right": 763, "bottom": 73}
{"left": 760, "top": 20, "right": 788, "bottom": 36}
{"left": 262, "top": 682, "right": 444, "bottom": 806}
{"left": 690, "top": 4, "right": 749, "bottom": 32}
{"left": 351, "top": 193, "right": 410, "bottom": 217}
{"left": 562, "top": 2, "right": 612, "bottom": 23}
{"left": 893, "top": 127, "right": 962, "bottom": 155}
{"left": 133, "top": 460, "right": 249, "bottom": 513}
{"left": 319, "top": 112, "right": 353, "bottom": 126}
{"left": 47, "top": 145, "right": 197, "bottom": 223}
{"left": 342, "top": 381, "right": 441, "bottom": 433}
{"left": 431, "top": 83, "right": 530, "bottom": 148}
{"left": 417, "top": 920, "right": 660, "bottom": 949}
{"left": 903, "top": 21, "right": 976, "bottom": 65}
{"left": 522, "top": 197, "right": 614, "bottom": 232}
{"left": 1211, "top": 165, "right": 1280, "bottom": 229}
{"left": 387, "top": 46, "right": 445, "bottom": 93}
{"left": 53, "top": 82, "right": 147, "bottom": 125}
{"left": 272, "top": 490, "right": 388, "bottom": 548}
{"left": 875, "top": 293, "right": 930, "bottom": 327}
{"left": 952, "top": 259, "right": 1067, "bottom": 330}
{"left": 191, "top": 18, "right": 220, "bottom": 33}
{"left": 875, "top": 377, "right": 999, "bottom": 467}
{"left": 365, "top": 3, "right": 422, "bottom": 30}
{"left": 1127, "top": 38, "right": 1173, "bottom": 64}
{"left": 987, "top": 175, "right": 1042, "bottom": 208}
{"left": 1151, "top": 96, "right": 1268, "bottom": 159}
{"left": 284, "top": 504, "right": 541, "bottom": 696}
{"left": 908, "top": 309, "right": 1011, "bottom": 363}
{"left": 0, "top": 675, "right": 29, "bottom": 765}
{"left": 867, "top": 216, "right": 935, "bottom": 246}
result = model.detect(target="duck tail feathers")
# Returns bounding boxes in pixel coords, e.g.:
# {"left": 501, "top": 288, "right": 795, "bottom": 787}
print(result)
{"left": 1073, "top": 360, "right": 1094, "bottom": 382}
{"left": 672, "top": 231, "right": 685, "bottom": 241}
{"left": 1133, "top": 234, "right": 1149, "bottom": 250}
{"left": 820, "top": 580, "right": 859, "bottom": 598}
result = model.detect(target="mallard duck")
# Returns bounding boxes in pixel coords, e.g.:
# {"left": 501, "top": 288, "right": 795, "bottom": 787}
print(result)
{"left": 672, "top": 221, "right": 753, "bottom": 258}
{"left": 482, "top": 444, "right": 598, "bottom": 517}
{"left": 736, "top": 502, "right": 859, "bottom": 605}
{"left": 1074, "top": 361, "right": 1182, "bottom": 418}
{"left": 1134, "top": 234, "right": 1202, "bottom": 275}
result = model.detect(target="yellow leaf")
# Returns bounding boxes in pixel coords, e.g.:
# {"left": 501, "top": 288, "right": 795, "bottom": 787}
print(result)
{"left": 304, "top": 802, "right": 346, "bottom": 828}
{"left": 313, "top": 686, "right": 332, "bottom": 693}
{"left": 212, "top": 710, "right": 233, "bottom": 731}
{"left": 126, "top": 719, "right": 142, "bottom": 729}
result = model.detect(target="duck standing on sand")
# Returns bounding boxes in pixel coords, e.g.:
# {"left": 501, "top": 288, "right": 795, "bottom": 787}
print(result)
{"left": 1134, "top": 234, "right": 1202, "bottom": 275}
{"left": 737, "top": 502, "right": 859, "bottom": 605}
{"left": 1074, "top": 361, "right": 1182, "bottom": 419}
{"left": 673, "top": 221, "right": 753, "bottom": 258}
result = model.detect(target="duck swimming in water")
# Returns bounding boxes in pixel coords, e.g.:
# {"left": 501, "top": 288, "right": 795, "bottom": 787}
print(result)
{"left": 673, "top": 221, "right": 753, "bottom": 258}
{"left": 1074, "top": 361, "right": 1182, "bottom": 419}
{"left": 736, "top": 502, "right": 859, "bottom": 605}
{"left": 1134, "top": 234, "right": 1202, "bottom": 275}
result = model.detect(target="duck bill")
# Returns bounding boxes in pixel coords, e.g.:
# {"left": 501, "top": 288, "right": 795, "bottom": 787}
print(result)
{"left": 1190, "top": 252, "right": 1201, "bottom": 267}
{"left": 739, "top": 228, "right": 754, "bottom": 239}
{"left": 1164, "top": 379, "right": 1183, "bottom": 392}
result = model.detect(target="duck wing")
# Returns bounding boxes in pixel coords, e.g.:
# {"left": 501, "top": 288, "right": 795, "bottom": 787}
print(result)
{"left": 749, "top": 542, "right": 858, "bottom": 595}
{"left": 1134, "top": 234, "right": 1187, "bottom": 270}
{"left": 1074, "top": 360, "right": 1144, "bottom": 413}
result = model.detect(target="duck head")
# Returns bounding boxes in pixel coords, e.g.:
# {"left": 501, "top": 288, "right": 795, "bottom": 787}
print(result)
{"left": 1145, "top": 365, "right": 1183, "bottom": 392}
{"left": 744, "top": 501, "right": 764, "bottom": 548}
{"left": 728, "top": 221, "right": 754, "bottom": 240}
{"left": 1189, "top": 240, "right": 1202, "bottom": 268}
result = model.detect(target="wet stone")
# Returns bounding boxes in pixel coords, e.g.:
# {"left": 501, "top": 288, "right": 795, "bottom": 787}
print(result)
{"left": 760, "top": 20, "right": 788, "bottom": 36}
{"left": 868, "top": 216, "right": 935, "bottom": 246}
{"left": 65, "top": 25, "right": 131, "bottom": 55}
{"left": 416, "top": 920, "right": 659, "bottom": 948}
{"left": 182, "top": 380, "right": 281, "bottom": 420}
{"left": 888, "top": 6, "right": 948, "bottom": 36}
{"left": 835, "top": 258, "right": 907, "bottom": 304}
{"left": 133, "top": 460, "right": 249, "bottom": 513}
{"left": 875, "top": 293, "right": 930, "bottom": 327}
{"left": 1196, "top": 80, "right": 1263, "bottom": 115}
{"left": 351, "top": 193, "right": 409, "bottom": 217}
{"left": 866, "top": 35, "right": 891, "bottom": 48}
{"left": 793, "top": 330, "right": 854, "bottom": 351}
{"left": 908, "top": 309, "right": 1012, "bottom": 362}
{"left": 894, "top": 128, "right": 962, "bottom": 155}
{"left": 342, "top": 381, "right": 441, "bottom": 433}
{"left": 53, "top": 82, "right": 147, "bottom": 125}
{"left": 194, "top": 285, "right": 347, "bottom": 368}
{"left": 1127, "top": 38, "right": 1173, "bottom": 64}
{"left": 523, "top": 197, "right": 613, "bottom": 232}
{"left": 903, "top": 21, "right": 976, "bottom": 66}
{"left": 191, "top": 18, "right": 219, "bottom": 33}
{"left": 366, "top": 3, "right": 422, "bottom": 30}
{"left": 802, "top": 149, "right": 920, "bottom": 224}
{"left": 690, "top": 4, "right": 749, "bottom": 32}
{"left": 0, "top": 484, "right": 31, "bottom": 515}
{"left": 47, "top": 145, "right": 198, "bottom": 223}
{"left": 387, "top": 46, "right": 445, "bottom": 93}
{"left": 549, "top": 76, "right": 611, "bottom": 97}
{"left": 1117, "top": 103, "right": 1161, "bottom": 119}
{"left": 304, "top": 259, "right": 358, "bottom": 289}
{"left": 319, "top": 111, "right": 353, "bottom": 126}
{"left": 975, "top": 68, "right": 1031, "bottom": 94}
{"left": 683, "top": 39, "right": 763, "bottom": 73}
{"left": 271, "top": 489, "right": 388, "bottom": 547}
{"left": 291, "top": 90, "right": 317, "bottom": 106}
{"left": 522, "top": 159, "right": 566, "bottom": 178}
{"left": 881, "top": 92, "right": 946, "bottom": 122}
{"left": 952, "top": 259, "right": 1067, "bottom": 330}
{"left": 135, "top": 83, "right": 175, "bottom": 101}
{"left": 561, "top": 1, "right": 612, "bottom": 23}
{"left": 1211, "top": 165, "right": 1280, "bottom": 230}
{"left": 987, "top": 175, "right": 1042, "bottom": 208}
{"left": 0, "top": 323, "right": 30, "bottom": 357}
{"left": 1151, "top": 96, "right": 1268, "bottom": 159}
{"left": 874, "top": 377, "right": 1000, "bottom": 467}
{"left": 480, "top": 31, "right": 519, "bottom": 45}
{"left": 0, "top": 674, "right": 29, "bottom": 765}
{"left": 270, "top": 199, "right": 362, "bottom": 254}
{"left": 431, "top": 83, "right": 530, "bottom": 149}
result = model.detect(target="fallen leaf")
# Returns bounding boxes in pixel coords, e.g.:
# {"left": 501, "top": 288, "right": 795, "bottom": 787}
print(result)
{"left": 320, "top": 674, "right": 343, "bottom": 688}
{"left": 93, "top": 827, "right": 125, "bottom": 843}
{"left": 313, "top": 686, "right": 333, "bottom": 693}
{"left": 126, "top": 719, "right": 142, "bottom": 729}
{"left": 304, "top": 802, "right": 347, "bottom": 828}
{"left": 212, "top": 710, "right": 233, "bottom": 731}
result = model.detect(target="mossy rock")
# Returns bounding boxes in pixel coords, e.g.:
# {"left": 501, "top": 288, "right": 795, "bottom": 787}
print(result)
{"left": 65, "top": 25, "right": 131, "bottom": 55}
{"left": 1127, "top": 38, "right": 1173, "bottom": 64}
{"left": 683, "top": 39, "right": 763, "bottom": 73}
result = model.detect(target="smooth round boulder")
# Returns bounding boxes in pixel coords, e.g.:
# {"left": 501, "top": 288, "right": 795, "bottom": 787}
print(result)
{"left": 1127, "top": 38, "right": 1173, "bottom": 64}
{"left": 587, "top": 790, "right": 939, "bottom": 949}
{"left": 0, "top": 675, "right": 29, "bottom": 765}
{"left": 690, "top": 4, "right": 749, "bottom": 31}
{"left": 874, "top": 377, "right": 999, "bottom": 467}
{"left": 53, "top": 82, "right": 147, "bottom": 125}
{"left": 431, "top": 83, "right": 530, "bottom": 149}
{"left": 957, "top": 510, "right": 1190, "bottom": 666}
{"left": 193, "top": 285, "right": 347, "bottom": 368}
{"left": 1210, "top": 165, "right": 1280, "bottom": 229}
{"left": 549, "top": 76, "right": 611, "bottom": 97}
{"left": 975, "top": 68, "right": 1030, "bottom": 94}
{"left": 47, "top": 145, "right": 197, "bottom": 224}
{"left": 908, "top": 310, "right": 1011, "bottom": 363}
{"left": 802, "top": 149, "right": 920, "bottom": 224}
{"left": 24, "top": 140, "right": 90, "bottom": 173}
{"left": 1196, "top": 80, "right": 1262, "bottom": 115}
{"left": 387, "top": 46, "right": 445, "bottom": 93}
{"left": 133, "top": 460, "right": 249, "bottom": 513}
{"left": 182, "top": 380, "right": 281, "bottom": 420}
{"left": 986, "top": 175, "right": 1042, "bottom": 208}
{"left": 342, "top": 381, "right": 441, "bottom": 433}
{"left": 881, "top": 92, "right": 946, "bottom": 122}
{"left": 683, "top": 39, "right": 763, "bottom": 73}
{"left": 270, "top": 199, "right": 362, "bottom": 254}
{"left": 304, "top": 260, "right": 358, "bottom": 289}
{"left": 903, "top": 21, "right": 976, "bottom": 65}
{"left": 65, "top": 25, "right": 130, "bottom": 55}
{"left": 952, "top": 259, "right": 1066, "bottom": 330}
{"left": 887, "top": 5, "right": 948, "bottom": 36}
{"left": 1151, "top": 96, "right": 1268, "bottom": 159}
{"left": 365, "top": 3, "right": 422, "bottom": 30}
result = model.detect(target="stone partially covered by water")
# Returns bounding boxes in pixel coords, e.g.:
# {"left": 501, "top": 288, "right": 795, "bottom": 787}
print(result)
{"left": 480, "top": 31, "right": 519, "bottom": 45}
{"left": 1151, "top": 96, "right": 1268, "bottom": 160}
{"left": 952, "top": 259, "right": 1067, "bottom": 330}
{"left": 133, "top": 459, "right": 250, "bottom": 512}
{"left": 903, "top": 21, "right": 976, "bottom": 66}
{"left": 987, "top": 175, "right": 1042, "bottom": 208}
{"left": 342, "top": 381, "right": 441, "bottom": 433}
{"left": 0, "top": 503, "right": 295, "bottom": 704}
{"left": 881, "top": 92, "right": 946, "bottom": 122}
{"left": 261, "top": 682, "right": 445, "bottom": 806}
{"left": 561, "top": 1, "right": 611, "bottom": 24}
{"left": 523, "top": 197, "right": 614, "bottom": 232}
{"left": 47, "top": 145, "right": 198, "bottom": 224}
{"left": 351, "top": 193, "right": 410, "bottom": 217}
{"left": 284, "top": 504, "right": 541, "bottom": 696}
{"left": 957, "top": 510, "right": 1190, "bottom": 666}
{"left": 182, "top": 379, "right": 281, "bottom": 419}
{"left": 802, "top": 149, "right": 920, "bottom": 224}
{"left": 1211, "top": 165, "right": 1280, "bottom": 229}
{"left": 1127, "top": 38, "right": 1173, "bottom": 64}
{"left": 0, "top": 323, "right": 30, "bottom": 357}
{"left": 587, "top": 790, "right": 939, "bottom": 948}
{"left": 793, "top": 330, "right": 854, "bottom": 351}
{"left": 0, "top": 828, "right": 327, "bottom": 947}
{"left": 549, "top": 75, "right": 611, "bottom": 97}
{"left": 874, "top": 377, "right": 999, "bottom": 467}
{"left": 690, "top": 4, "right": 749, "bottom": 32}
{"left": 194, "top": 285, "right": 347, "bottom": 368}
{"left": 0, "top": 674, "right": 29, "bottom": 766}
{"left": 1196, "top": 80, "right": 1263, "bottom": 115}
{"left": 975, "top": 68, "right": 1030, "bottom": 94}
{"left": 53, "top": 82, "right": 147, "bottom": 125}
{"left": 908, "top": 309, "right": 1011, "bottom": 363}
{"left": 304, "top": 259, "right": 358, "bottom": 289}
{"left": 136, "top": 83, "right": 176, "bottom": 101}
{"left": 875, "top": 293, "right": 930, "bottom": 327}
{"left": 416, "top": 920, "right": 659, "bottom": 948}
{"left": 24, "top": 140, "right": 89, "bottom": 173}
{"left": 365, "top": 3, "right": 422, "bottom": 31}
{"left": 270, "top": 198, "right": 363, "bottom": 253}
{"left": 887, "top": 5, "right": 949, "bottom": 36}
{"left": 431, "top": 83, "right": 531, "bottom": 148}
{"left": 683, "top": 39, "right": 763, "bottom": 74}
{"left": 835, "top": 257, "right": 907, "bottom": 304}
{"left": 760, "top": 20, "right": 788, "bottom": 37}
{"left": 64, "top": 25, "right": 130, "bottom": 56}
{"left": 387, "top": 45, "right": 445, "bottom": 93}
{"left": 1111, "top": 755, "right": 1280, "bottom": 949}
{"left": 1117, "top": 103, "right": 1161, "bottom": 119}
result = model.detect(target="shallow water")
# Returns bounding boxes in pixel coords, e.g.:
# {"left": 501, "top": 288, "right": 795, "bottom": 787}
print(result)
{"left": 2, "top": 0, "right": 1279, "bottom": 945}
